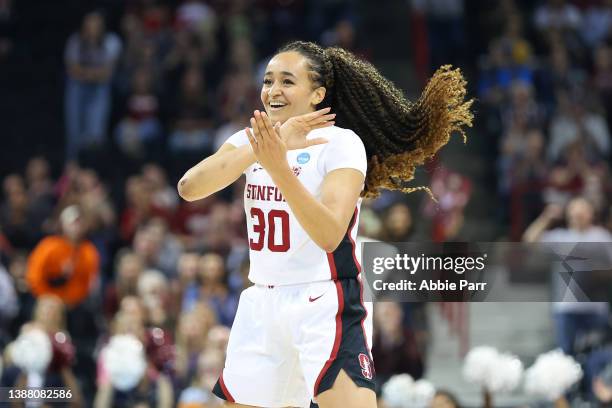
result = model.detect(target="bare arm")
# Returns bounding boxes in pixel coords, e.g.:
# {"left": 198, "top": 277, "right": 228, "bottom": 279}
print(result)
{"left": 272, "top": 167, "right": 363, "bottom": 252}
{"left": 247, "top": 111, "right": 363, "bottom": 252}
{"left": 60, "top": 368, "right": 84, "bottom": 408}
{"left": 156, "top": 375, "right": 174, "bottom": 408}
{"left": 177, "top": 142, "right": 256, "bottom": 201}
{"left": 522, "top": 204, "right": 562, "bottom": 243}
{"left": 93, "top": 383, "right": 113, "bottom": 408}
{"left": 177, "top": 109, "right": 335, "bottom": 202}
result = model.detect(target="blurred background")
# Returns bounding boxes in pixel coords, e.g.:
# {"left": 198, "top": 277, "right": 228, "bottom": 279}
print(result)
{"left": 0, "top": 0, "right": 611, "bottom": 406}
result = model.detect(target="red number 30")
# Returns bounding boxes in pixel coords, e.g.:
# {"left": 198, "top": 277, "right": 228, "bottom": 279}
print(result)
{"left": 249, "top": 208, "right": 290, "bottom": 252}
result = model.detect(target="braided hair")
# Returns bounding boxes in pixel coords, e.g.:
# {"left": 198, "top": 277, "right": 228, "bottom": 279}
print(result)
{"left": 277, "top": 41, "right": 474, "bottom": 198}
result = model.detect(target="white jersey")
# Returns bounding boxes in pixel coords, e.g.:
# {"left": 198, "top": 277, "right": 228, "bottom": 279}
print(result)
{"left": 225, "top": 125, "right": 367, "bottom": 286}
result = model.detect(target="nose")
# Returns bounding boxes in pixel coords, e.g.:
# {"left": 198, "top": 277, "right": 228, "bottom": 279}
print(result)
{"left": 268, "top": 81, "right": 282, "bottom": 98}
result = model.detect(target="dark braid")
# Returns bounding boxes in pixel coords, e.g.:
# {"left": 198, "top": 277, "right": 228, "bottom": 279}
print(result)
{"left": 278, "top": 41, "right": 474, "bottom": 198}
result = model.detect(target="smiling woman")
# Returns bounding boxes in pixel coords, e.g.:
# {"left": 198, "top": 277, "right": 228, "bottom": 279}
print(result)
{"left": 177, "top": 40, "right": 473, "bottom": 408}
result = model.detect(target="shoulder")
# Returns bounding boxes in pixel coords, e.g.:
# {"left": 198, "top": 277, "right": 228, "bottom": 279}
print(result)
{"left": 588, "top": 226, "right": 612, "bottom": 241}
{"left": 539, "top": 228, "right": 569, "bottom": 242}
{"left": 37, "top": 236, "right": 66, "bottom": 249}
{"left": 104, "top": 33, "right": 123, "bottom": 55}
{"left": 314, "top": 126, "right": 367, "bottom": 176}
{"left": 312, "top": 126, "right": 365, "bottom": 150}
{"left": 223, "top": 128, "right": 248, "bottom": 148}
{"left": 312, "top": 125, "right": 361, "bottom": 140}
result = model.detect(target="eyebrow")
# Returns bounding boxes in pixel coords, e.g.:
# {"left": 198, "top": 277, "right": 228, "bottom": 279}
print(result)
{"left": 264, "top": 71, "right": 296, "bottom": 78}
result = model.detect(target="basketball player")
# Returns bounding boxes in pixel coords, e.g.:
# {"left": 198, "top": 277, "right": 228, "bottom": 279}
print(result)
{"left": 178, "top": 41, "right": 473, "bottom": 408}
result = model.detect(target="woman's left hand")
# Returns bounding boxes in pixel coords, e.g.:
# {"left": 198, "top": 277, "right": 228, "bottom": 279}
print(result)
{"left": 246, "top": 110, "right": 291, "bottom": 176}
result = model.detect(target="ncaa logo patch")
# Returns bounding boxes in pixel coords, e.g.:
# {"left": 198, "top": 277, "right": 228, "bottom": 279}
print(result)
{"left": 358, "top": 353, "right": 373, "bottom": 380}
{"left": 297, "top": 152, "right": 310, "bottom": 164}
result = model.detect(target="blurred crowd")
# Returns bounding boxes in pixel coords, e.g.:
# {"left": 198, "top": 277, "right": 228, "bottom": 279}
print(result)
{"left": 0, "top": 0, "right": 612, "bottom": 406}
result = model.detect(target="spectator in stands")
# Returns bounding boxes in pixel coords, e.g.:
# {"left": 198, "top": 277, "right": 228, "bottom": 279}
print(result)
{"left": 132, "top": 219, "right": 181, "bottom": 278}
{"left": 174, "top": 309, "right": 211, "bottom": 390}
{"left": 114, "top": 68, "right": 163, "bottom": 160}
{"left": 167, "top": 68, "right": 215, "bottom": 155}
{"left": 379, "top": 202, "right": 413, "bottom": 242}
{"left": 94, "top": 311, "right": 174, "bottom": 408}
{"left": 593, "top": 360, "right": 612, "bottom": 404}
{"left": 546, "top": 139, "right": 610, "bottom": 212}
{"left": 26, "top": 205, "right": 99, "bottom": 307}
{"left": 423, "top": 167, "right": 472, "bottom": 242}
{"left": 172, "top": 190, "right": 216, "bottom": 250}
{"left": 0, "top": 261, "right": 17, "bottom": 347}
{"left": 103, "top": 250, "right": 144, "bottom": 320}
{"left": 177, "top": 348, "right": 224, "bottom": 407}
{"left": 194, "top": 253, "right": 237, "bottom": 326}
{"left": 547, "top": 90, "right": 610, "bottom": 163}
{"left": 523, "top": 197, "right": 612, "bottom": 355}
{"left": 116, "top": 14, "right": 163, "bottom": 96}
{"left": 593, "top": 43, "right": 612, "bottom": 131}
{"left": 137, "top": 269, "right": 170, "bottom": 328}
{"left": 70, "top": 168, "right": 116, "bottom": 271}
{"left": 372, "top": 302, "right": 424, "bottom": 390}
{"left": 496, "top": 12, "right": 533, "bottom": 68}
{"left": 0, "top": 174, "right": 41, "bottom": 249}
{"left": 207, "top": 324, "right": 230, "bottom": 357}
{"left": 536, "top": 43, "right": 587, "bottom": 111}
{"left": 25, "top": 157, "right": 55, "bottom": 214}
{"left": 212, "top": 98, "right": 251, "bottom": 152}
{"left": 173, "top": 252, "right": 200, "bottom": 313}
{"left": 142, "top": 164, "right": 179, "bottom": 215}
{"left": 200, "top": 204, "right": 234, "bottom": 256}
{"left": 162, "top": 30, "right": 207, "bottom": 91}
{"left": 6, "top": 252, "right": 33, "bottom": 337}
{"left": 120, "top": 175, "right": 173, "bottom": 243}
{"left": 580, "top": 0, "right": 612, "bottom": 48}
{"left": 478, "top": 39, "right": 533, "bottom": 106}
{"left": 64, "top": 10, "right": 122, "bottom": 161}
{"left": 4, "top": 295, "right": 84, "bottom": 404}
{"left": 421, "top": 0, "right": 466, "bottom": 70}
{"left": 534, "top": 0, "right": 582, "bottom": 33}
{"left": 431, "top": 390, "right": 462, "bottom": 408}
{"left": 216, "top": 65, "right": 259, "bottom": 123}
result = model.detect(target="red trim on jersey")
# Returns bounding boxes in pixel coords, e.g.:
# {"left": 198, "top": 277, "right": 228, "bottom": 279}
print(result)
{"left": 347, "top": 207, "right": 372, "bottom": 358}
{"left": 347, "top": 207, "right": 362, "bottom": 273}
{"left": 314, "top": 280, "right": 344, "bottom": 396}
{"left": 357, "top": 273, "right": 372, "bottom": 359}
{"left": 219, "top": 372, "right": 235, "bottom": 402}
{"left": 327, "top": 253, "right": 338, "bottom": 280}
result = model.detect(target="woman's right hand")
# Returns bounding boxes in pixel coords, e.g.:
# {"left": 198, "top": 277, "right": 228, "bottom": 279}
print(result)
{"left": 274, "top": 107, "right": 336, "bottom": 150}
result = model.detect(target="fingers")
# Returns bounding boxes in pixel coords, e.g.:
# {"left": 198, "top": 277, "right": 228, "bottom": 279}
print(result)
{"left": 253, "top": 110, "right": 272, "bottom": 140}
{"left": 245, "top": 127, "right": 258, "bottom": 152}
{"left": 250, "top": 116, "right": 264, "bottom": 147}
{"left": 259, "top": 111, "right": 278, "bottom": 139}
{"left": 303, "top": 107, "right": 331, "bottom": 121}
{"left": 305, "top": 137, "right": 329, "bottom": 147}
{"left": 310, "top": 118, "right": 335, "bottom": 130}
{"left": 309, "top": 113, "right": 336, "bottom": 125}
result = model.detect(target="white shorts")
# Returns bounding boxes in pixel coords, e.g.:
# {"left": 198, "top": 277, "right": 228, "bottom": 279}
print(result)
{"left": 212, "top": 278, "right": 375, "bottom": 407}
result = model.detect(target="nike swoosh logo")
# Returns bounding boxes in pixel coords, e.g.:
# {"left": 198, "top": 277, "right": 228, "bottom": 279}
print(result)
{"left": 253, "top": 167, "right": 264, "bottom": 172}
{"left": 309, "top": 294, "right": 324, "bottom": 302}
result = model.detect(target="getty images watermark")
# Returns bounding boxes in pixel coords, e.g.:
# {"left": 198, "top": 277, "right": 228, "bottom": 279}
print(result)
{"left": 372, "top": 252, "right": 488, "bottom": 292}
{"left": 361, "top": 242, "right": 612, "bottom": 302}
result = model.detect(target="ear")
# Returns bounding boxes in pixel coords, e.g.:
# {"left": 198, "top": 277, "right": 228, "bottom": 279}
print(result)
{"left": 311, "top": 86, "right": 327, "bottom": 106}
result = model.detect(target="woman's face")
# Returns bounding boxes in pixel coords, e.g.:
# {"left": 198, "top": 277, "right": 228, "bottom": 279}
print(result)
{"left": 83, "top": 13, "right": 104, "bottom": 40}
{"left": 260, "top": 51, "right": 325, "bottom": 125}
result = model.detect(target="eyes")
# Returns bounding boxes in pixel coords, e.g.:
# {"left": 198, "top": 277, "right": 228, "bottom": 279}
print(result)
{"left": 263, "top": 78, "right": 294, "bottom": 86}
